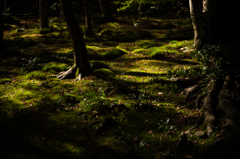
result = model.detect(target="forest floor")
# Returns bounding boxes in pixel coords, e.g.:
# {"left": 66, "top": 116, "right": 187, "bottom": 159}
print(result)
{"left": 0, "top": 14, "right": 237, "bottom": 159}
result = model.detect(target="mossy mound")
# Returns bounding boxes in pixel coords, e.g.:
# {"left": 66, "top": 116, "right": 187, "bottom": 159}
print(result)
{"left": 100, "top": 49, "right": 127, "bottom": 60}
{"left": 64, "top": 94, "right": 80, "bottom": 103}
{"left": 94, "top": 68, "right": 114, "bottom": 80}
{"left": 134, "top": 30, "right": 153, "bottom": 39}
{"left": 100, "top": 29, "right": 136, "bottom": 42}
{"left": 90, "top": 61, "right": 109, "bottom": 70}
{"left": 42, "top": 62, "right": 69, "bottom": 73}
{"left": 139, "top": 40, "right": 161, "bottom": 49}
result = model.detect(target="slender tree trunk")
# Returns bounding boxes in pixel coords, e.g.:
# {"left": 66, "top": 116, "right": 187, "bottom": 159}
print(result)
{"left": 36, "top": 0, "right": 39, "bottom": 16}
{"left": 5, "top": 0, "right": 7, "bottom": 12}
{"left": 58, "top": 0, "right": 93, "bottom": 80}
{"left": 0, "top": 11, "right": 3, "bottom": 50}
{"left": 99, "top": 0, "right": 113, "bottom": 21}
{"left": 39, "top": 0, "right": 49, "bottom": 29}
{"left": 83, "top": 0, "right": 93, "bottom": 36}
{"left": 189, "top": 0, "right": 204, "bottom": 49}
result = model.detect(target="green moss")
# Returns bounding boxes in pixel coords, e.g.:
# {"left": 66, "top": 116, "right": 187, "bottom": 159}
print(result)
{"left": 42, "top": 62, "right": 69, "bottom": 73}
{"left": 100, "top": 48, "right": 127, "bottom": 60}
{"left": 38, "top": 28, "right": 52, "bottom": 34}
{"left": 26, "top": 71, "right": 48, "bottom": 80}
{"left": 94, "top": 68, "right": 114, "bottom": 80}
{"left": 0, "top": 78, "right": 13, "bottom": 84}
{"left": 90, "top": 61, "right": 109, "bottom": 70}
{"left": 139, "top": 40, "right": 161, "bottom": 49}
{"left": 99, "top": 29, "right": 136, "bottom": 42}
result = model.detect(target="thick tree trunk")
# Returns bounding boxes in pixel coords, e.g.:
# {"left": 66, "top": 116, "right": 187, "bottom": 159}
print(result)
{"left": 208, "top": 0, "right": 239, "bottom": 45}
{"left": 58, "top": 0, "right": 93, "bottom": 80}
{"left": 39, "top": 0, "right": 49, "bottom": 29}
{"left": 83, "top": 0, "right": 93, "bottom": 36}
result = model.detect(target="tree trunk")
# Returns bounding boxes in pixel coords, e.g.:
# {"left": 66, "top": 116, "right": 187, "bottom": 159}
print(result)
{"left": 182, "top": 0, "right": 240, "bottom": 150}
{"left": 39, "top": 0, "right": 49, "bottom": 29}
{"left": 99, "top": 0, "right": 113, "bottom": 22}
{"left": 36, "top": 0, "right": 39, "bottom": 16}
{"left": 58, "top": 0, "right": 93, "bottom": 80}
{"left": 189, "top": 0, "right": 207, "bottom": 49}
{"left": 83, "top": 0, "right": 93, "bottom": 36}
{"left": 0, "top": 11, "right": 3, "bottom": 50}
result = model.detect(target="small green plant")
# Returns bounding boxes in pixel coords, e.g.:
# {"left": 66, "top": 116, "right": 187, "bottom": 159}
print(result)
{"left": 158, "top": 118, "right": 178, "bottom": 135}
{"left": 16, "top": 28, "right": 25, "bottom": 32}
{"left": 78, "top": 87, "right": 112, "bottom": 113}
{"left": 18, "top": 57, "right": 42, "bottom": 71}
{"left": 118, "top": 127, "right": 149, "bottom": 159}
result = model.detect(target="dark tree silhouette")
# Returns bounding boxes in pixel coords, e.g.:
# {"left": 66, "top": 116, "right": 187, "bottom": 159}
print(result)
{"left": 39, "top": 0, "right": 49, "bottom": 29}
{"left": 58, "top": 0, "right": 93, "bottom": 80}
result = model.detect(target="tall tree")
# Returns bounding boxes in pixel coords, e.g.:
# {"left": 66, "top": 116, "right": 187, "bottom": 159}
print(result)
{"left": 189, "top": 0, "right": 207, "bottom": 49}
{"left": 0, "top": 11, "right": 3, "bottom": 50}
{"left": 183, "top": 0, "right": 240, "bottom": 140}
{"left": 58, "top": 0, "right": 93, "bottom": 80}
{"left": 39, "top": 0, "right": 49, "bottom": 29}
{"left": 99, "top": 0, "right": 114, "bottom": 21}
{"left": 83, "top": 0, "right": 93, "bottom": 36}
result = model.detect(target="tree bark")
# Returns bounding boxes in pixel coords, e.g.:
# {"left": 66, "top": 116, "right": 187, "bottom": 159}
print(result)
{"left": 83, "top": 0, "right": 93, "bottom": 36}
{"left": 39, "top": 0, "right": 49, "bottom": 29}
{"left": 99, "top": 0, "right": 113, "bottom": 22}
{"left": 58, "top": 0, "right": 93, "bottom": 80}
{"left": 189, "top": 0, "right": 206, "bottom": 49}
{"left": 0, "top": 11, "right": 3, "bottom": 50}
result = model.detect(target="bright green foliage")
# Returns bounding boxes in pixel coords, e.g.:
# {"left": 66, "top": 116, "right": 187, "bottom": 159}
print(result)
{"left": 42, "top": 62, "right": 69, "bottom": 73}
{"left": 100, "top": 48, "right": 127, "bottom": 60}
{"left": 25, "top": 71, "right": 48, "bottom": 80}
{"left": 0, "top": 78, "right": 13, "bottom": 84}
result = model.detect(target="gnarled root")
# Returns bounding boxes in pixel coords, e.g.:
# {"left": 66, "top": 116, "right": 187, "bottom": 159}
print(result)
{"left": 57, "top": 66, "right": 82, "bottom": 81}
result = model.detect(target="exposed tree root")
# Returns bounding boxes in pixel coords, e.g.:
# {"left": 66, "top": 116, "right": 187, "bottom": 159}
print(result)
{"left": 57, "top": 66, "right": 82, "bottom": 81}
{"left": 182, "top": 74, "right": 239, "bottom": 138}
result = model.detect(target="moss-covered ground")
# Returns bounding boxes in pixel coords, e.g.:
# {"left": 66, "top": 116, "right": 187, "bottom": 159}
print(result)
{"left": 0, "top": 15, "right": 222, "bottom": 159}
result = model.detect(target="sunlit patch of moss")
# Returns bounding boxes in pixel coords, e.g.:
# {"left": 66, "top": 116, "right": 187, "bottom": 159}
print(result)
{"left": 0, "top": 78, "right": 13, "bottom": 84}
{"left": 100, "top": 48, "right": 127, "bottom": 60}
{"left": 94, "top": 68, "right": 114, "bottom": 80}
{"left": 26, "top": 71, "right": 49, "bottom": 80}
{"left": 42, "top": 62, "right": 69, "bottom": 74}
